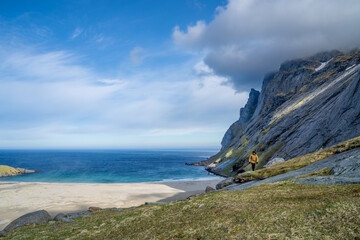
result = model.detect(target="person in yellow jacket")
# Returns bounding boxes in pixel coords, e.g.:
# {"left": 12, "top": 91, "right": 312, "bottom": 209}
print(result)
{"left": 249, "top": 151, "right": 259, "bottom": 171}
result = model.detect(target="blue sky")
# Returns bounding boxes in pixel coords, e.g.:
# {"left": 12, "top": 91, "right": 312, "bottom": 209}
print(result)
{"left": 1, "top": 0, "right": 360, "bottom": 148}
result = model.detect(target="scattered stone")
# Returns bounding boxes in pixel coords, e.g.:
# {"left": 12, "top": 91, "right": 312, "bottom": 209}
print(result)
{"left": 205, "top": 186, "right": 215, "bottom": 193}
{"left": 264, "top": 158, "right": 285, "bottom": 168}
{"left": 216, "top": 177, "right": 235, "bottom": 190}
{"left": 145, "top": 202, "right": 165, "bottom": 205}
{"left": 76, "top": 210, "right": 90, "bottom": 214}
{"left": 115, "top": 208, "right": 123, "bottom": 211}
{"left": 89, "top": 207, "right": 102, "bottom": 212}
{"left": 3, "top": 210, "right": 51, "bottom": 232}
{"left": 131, "top": 206, "right": 137, "bottom": 209}
{"left": 199, "top": 204, "right": 205, "bottom": 208}
{"left": 54, "top": 213, "right": 66, "bottom": 221}
{"left": 68, "top": 214, "right": 90, "bottom": 219}
{"left": 50, "top": 226, "right": 62, "bottom": 230}
{"left": 207, "top": 163, "right": 216, "bottom": 168}
{"left": 0, "top": 230, "right": 6, "bottom": 237}
{"left": 60, "top": 218, "right": 73, "bottom": 223}
{"left": 49, "top": 221, "right": 55, "bottom": 225}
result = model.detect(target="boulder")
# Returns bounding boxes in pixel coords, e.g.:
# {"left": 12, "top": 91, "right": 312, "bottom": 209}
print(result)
{"left": 205, "top": 186, "right": 215, "bottom": 193}
{"left": 3, "top": 210, "right": 51, "bottom": 232}
{"left": 89, "top": 207, "right": 102, "bottom": 212}
{"left": 216, "top": 177, "right": 235, "bottom": 190}
{"left": 60, "top": 218, "right": 72, "bottom": 223}
{"left": 145, "top": 202, "right": 165, "bottom": 205}
{"left": 54, "top": 213, "right": 66, "bottom": 221}
{"left": 264, "top": 158, "right": 285, "bottom": 168}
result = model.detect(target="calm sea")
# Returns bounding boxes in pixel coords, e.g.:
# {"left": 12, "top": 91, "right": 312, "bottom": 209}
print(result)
{"left": 0, "top": 149, "right": 222, "bottom": 183}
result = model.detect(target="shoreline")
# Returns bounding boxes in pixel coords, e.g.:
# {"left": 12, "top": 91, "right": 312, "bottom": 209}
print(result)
{"left": 0, "top": 176, "right": 223, "bottom": 184}
{"left": 0, "top": 178, "right": 222, "bottom": 230}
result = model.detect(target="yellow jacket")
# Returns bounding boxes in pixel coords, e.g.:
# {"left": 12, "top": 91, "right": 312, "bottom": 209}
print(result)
{"left": 249, "top": 153, "right": 259, "bottom": 164}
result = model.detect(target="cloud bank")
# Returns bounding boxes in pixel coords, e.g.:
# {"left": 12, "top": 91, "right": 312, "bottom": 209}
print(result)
{"left": 0, "top": 47, "right": 247, "bottom": 148}
{"left": 173, "top": 0, "right": 360, "bottom": 90}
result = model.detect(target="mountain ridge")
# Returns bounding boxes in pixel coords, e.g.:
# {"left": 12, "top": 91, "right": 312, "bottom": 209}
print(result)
{"left": 197, "top": 49, "right": 360, "bottom": 177}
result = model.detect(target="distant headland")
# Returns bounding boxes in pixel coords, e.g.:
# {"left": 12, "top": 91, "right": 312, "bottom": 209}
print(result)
{"left": 0, "top": 165, "right": 36, "bottom": 178}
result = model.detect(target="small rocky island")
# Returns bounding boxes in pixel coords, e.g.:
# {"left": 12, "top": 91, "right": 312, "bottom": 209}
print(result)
{"left": 0, "top": 165, "right": 36, "bottom": 178}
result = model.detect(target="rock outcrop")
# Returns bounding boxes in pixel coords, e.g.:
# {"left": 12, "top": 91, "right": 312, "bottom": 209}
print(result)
{"left": 0, "top": 165, "right": 36, "bottom": 177}
{"left": 263, "top": 158, "right": 285, "bottom": 168}
{"left": 3, "top": 210, "right": 51, "bottom": 233}
{"left": 199, "top": 49, "right": 360, "bottom": 177}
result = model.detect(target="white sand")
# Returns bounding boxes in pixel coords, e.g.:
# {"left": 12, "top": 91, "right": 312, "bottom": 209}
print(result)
{"left": 0, "top": 179, "right": 221, "bottom": 230}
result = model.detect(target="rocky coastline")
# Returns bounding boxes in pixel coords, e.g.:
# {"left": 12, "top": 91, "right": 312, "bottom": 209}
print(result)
{"left": 0, "top": 165, "right": 37, "bottom": 178}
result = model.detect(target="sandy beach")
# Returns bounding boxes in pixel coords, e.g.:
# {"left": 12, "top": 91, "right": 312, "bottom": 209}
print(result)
{"left": 0, "top": 179, "right": 221, "bottom": 230}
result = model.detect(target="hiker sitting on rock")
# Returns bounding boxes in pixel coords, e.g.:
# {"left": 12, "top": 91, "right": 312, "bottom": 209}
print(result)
{"left": 249, "top": 151, "right": 259, "bottom": 171}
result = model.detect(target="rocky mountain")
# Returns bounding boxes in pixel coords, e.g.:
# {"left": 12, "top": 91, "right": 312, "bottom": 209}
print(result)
{"left": 200, "top": 49, "right": 360, "bottom": 177}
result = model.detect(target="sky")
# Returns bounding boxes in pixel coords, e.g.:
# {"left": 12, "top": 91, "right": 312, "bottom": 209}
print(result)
{"left": 1, "top": 0, "right": 360, "bottom": 149}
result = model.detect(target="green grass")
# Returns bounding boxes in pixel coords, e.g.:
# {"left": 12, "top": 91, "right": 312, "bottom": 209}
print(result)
{"left": 0, "top": 165, "right": 21, "bottom": 177}
{"left": 4, "top": 182, "right": 360, "bottom": 240}
{"left": 236, "top": 135, "right": 360, "bottom": 183}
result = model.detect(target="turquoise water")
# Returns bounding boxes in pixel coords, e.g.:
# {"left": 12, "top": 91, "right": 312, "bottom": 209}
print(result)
{"left": 0, "top": 149, "right": 222, "bottom": 183}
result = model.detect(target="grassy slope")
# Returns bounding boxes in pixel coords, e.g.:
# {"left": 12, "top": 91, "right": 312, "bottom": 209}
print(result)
{"left": 5, "top": 182, "right": 360, "bottom": 239}
{"left": 0, "top": 165, "right": 21, "bottom": 177}
{"left": 236, "top": 135, "right": 360, "bottom": 183}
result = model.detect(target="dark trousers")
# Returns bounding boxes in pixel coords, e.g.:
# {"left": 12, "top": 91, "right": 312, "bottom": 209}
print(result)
{"left": 251, "top": 163, "right": 256, "bottom": 171}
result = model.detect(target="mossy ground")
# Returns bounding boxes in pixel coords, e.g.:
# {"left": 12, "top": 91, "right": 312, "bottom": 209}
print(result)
{"left": 4, "top": 182, "right": 360, "bottom": 240}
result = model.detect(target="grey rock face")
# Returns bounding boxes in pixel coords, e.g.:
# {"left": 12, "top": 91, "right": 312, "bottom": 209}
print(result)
{"left": 264, "top": 158, "right": 285, "bottom": 168}
{"left": 221, "top": 127, "right": 233, "bottom": 150}
{"left": 205, "top": 186, "right": 215, "bottom": 193}
{"left": 89, "top": 207, "right": 102, "bottom": 212}
{"left": 60, "top": 218, "right": 73, "bottom": 223}
{"left": 293, "top": 176, "right": 360, "bottom": 185}
{"left": 54, "top": 213, "right": 66, "bottom": 221}
{"left": 221, "top": 88, "right": 260, "bottom": 150}
{"left": 216, "top": 177, "right": 235, "bottom": 190}
{"left": 205, "top": 50, "right": 360, "bottom": 177}
{"left": 239, "top": 88, "right": 260, "bottom": 126}
{"left": 4, "top": 210, "right": 51, "bottom": 232}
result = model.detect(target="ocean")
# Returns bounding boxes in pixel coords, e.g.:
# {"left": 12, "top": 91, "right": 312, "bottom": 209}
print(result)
{"left": 0, "top": 148, "right": 222, "bottom": 183}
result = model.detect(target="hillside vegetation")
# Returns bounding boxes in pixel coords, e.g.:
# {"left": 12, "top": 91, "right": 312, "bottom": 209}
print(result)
{"left": 0, "top": 165, "right": 35, "bottom": 178}
{"left": 0, "top": 165, "right": 23, "bottom": 177}
{"left": 4, "top": 182, "right": 360, "bottom": 239}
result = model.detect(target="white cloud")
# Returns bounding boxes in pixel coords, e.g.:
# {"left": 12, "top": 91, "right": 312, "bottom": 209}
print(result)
{"left": 129, "top": 46, "right": 144, "bottom": 64}
{"left": 2, "top": 50, "right": 90, "bottom": 81}
{"left": 173, "top": 0, "right": 360, "bottom": 89}
{"left": 71, "top": 27, "right": 83, "bottom": 39}
{"left": 0, "top": 47, "right": 247, "bottom": 147}
{"left": 173, "top": 21, "right": 206, "bottom": 50}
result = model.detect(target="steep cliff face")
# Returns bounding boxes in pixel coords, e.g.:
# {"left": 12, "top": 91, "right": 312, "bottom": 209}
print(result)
{"left": 221, "top": 88, "right": 260, "bottom": 150}
{"left": 207, "top": 49, "right": 360, "bottom": 177}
